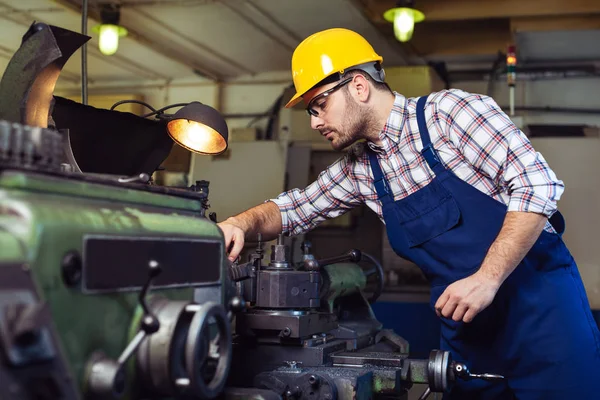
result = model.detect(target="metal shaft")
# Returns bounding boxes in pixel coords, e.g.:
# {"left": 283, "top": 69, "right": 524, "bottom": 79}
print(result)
{"left": 81, "top": 0, "right": 88, "bottom": 105}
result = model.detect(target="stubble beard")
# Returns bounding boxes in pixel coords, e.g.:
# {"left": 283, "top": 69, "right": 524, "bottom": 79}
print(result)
{"left": 330, "top": 97, "right": 375, "bottom": 151}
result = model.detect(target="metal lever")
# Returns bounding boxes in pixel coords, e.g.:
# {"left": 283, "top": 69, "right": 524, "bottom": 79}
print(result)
{"left": 453, "top": 362, "right": 504, "bottom": 381}
{"left": 304, "top": 249, "right": 363, "bottom": 271}
{"left": 117, "top": 173, "right": 151, "bottom": 184}
{"left": 417, "top": 387, "right": 431, "bottom": 400}
{"left": 317, "top": 249, "right": 362, "bottom": 267}
{"left": 118, "top": 260, "right": 162, "bottom": 363}
{"left": 414, "top": 351, "right": 505, "bottom": 400}
{"left": 86, "top": 260, "right": 162, "bottom": 398}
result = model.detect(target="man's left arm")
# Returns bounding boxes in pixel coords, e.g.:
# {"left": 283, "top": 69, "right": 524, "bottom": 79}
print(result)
{"left": 432, "top": 90, "right": 565, "bottom": 323}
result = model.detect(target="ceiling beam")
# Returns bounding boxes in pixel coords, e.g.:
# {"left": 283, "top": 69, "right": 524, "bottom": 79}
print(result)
{"left": 367, "top": 0, "right": 600, "bottom": 22}
{"left": 409, "top": 20, "right": 512, "bottom": 56}
{"left": 130, "top": 7, "right": 256, "bottom": 75}
{"left": 0, "top": 2, "right": 170, "bottom": 81}
{"left": 347, "top": 0, "right": 416, "bottom": 65}
{"left": 511, "top": 15, "right": 600, "bottom": 32}
{"left": 53, "top": 0, "right": 222, "bottom": 81}
{"left": 217, "top": 0, "right": 295, "bottom": 52}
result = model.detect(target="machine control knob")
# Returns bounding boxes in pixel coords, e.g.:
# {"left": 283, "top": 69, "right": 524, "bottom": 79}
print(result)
{"left": 301, "top": 241, "right": 311, "bottom": 253}
{"left": 229, "top": 296, "right": 247, "bottom": 314}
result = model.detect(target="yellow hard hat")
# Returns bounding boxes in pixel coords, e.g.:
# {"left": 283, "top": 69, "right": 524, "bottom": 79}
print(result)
{"left": 284, "top": 28, "right": 384, "bottom": 108}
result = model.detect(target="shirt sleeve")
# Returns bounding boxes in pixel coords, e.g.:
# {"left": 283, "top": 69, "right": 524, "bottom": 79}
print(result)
{"left": 435, "top": 89, "right": 564, "bottom": 217}
{"left": 269, "top": 155, "right": 362, "bottom": 236}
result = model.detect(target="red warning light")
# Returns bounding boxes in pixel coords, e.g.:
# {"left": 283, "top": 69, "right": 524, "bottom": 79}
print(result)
{"left": 507, "top": 44, "right": 517, "bottom": 86}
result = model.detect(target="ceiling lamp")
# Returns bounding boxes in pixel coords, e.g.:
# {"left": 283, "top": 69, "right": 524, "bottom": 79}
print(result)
{"left": 93, "top": 4, "right": 128, "bottom": 56}
{"left": 383, "top": 0, "right": 425, "bottom": 43}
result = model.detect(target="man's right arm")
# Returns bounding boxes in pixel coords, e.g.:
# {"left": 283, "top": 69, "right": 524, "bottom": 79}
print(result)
{"left": 218, "top": 201, "right": 282, "bottom": 262}
{"left": 217, "top": 153, "right": 361, "bottom": 261}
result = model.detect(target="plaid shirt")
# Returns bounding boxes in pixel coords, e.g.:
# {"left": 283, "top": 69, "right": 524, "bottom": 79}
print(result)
{"left": 271, "top": 89, "right": 564, "bottom": 236}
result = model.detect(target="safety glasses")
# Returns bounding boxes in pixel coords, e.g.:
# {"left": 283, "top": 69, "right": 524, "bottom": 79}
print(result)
{"left": 306, "top": 77, "right": 353, "bottom": 117}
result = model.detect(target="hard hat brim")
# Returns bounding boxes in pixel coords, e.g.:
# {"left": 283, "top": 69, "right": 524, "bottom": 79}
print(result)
{"left": 284, "top": 92, "right": 303, "bottom": 108}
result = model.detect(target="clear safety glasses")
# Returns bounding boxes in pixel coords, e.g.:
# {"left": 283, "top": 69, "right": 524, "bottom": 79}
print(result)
{"left": 306, "top": 77, "right": 353, "bottom": 117}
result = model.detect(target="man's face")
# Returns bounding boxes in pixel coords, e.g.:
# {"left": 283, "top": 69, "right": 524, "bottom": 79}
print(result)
{"left": 303, "top": 76, "right": 370, "bottom": 151}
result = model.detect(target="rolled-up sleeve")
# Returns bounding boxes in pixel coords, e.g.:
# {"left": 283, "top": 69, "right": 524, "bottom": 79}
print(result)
{"left": 437, "top": 89, "right": 564, "bottom": 217}
{"left": 269, "top": 155, "right": 361, "bottom": 235}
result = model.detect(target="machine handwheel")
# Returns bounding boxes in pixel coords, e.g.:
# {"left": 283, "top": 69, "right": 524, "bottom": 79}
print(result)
{"left": 361, "top": 252, "right": 385, "bottom": 303}
{"left": 185, "top": 302, "right": 232, "bottom": 399}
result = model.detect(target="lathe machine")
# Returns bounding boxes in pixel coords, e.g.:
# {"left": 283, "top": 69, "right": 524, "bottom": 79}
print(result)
{"left": 0, "top": 21, "right": 502, "bottom": 400}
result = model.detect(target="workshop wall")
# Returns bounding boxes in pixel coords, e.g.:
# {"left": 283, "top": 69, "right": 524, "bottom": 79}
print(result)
{"left": 453, "top": 77, "right": 600, "bottom": 127}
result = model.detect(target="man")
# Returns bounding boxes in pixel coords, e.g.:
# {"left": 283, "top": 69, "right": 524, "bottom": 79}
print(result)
{"left": 218, "top": 28, "right": 600, "bottom": 399}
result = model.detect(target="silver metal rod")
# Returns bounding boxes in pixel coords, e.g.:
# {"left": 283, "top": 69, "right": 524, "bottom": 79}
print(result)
{"left": 81, "top": 0, "right": 88, "bottom": 105}
{"left": 117, "top": 330, "right": 146, "bottom": 364}
{"left": 418, "top": 386, "right": 431, "bottom": 400}
{"left": 509, "top": 86, "right": 515, "bottom": 116}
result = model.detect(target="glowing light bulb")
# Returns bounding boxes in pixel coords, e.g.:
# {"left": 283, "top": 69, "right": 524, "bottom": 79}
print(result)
{"left": 167, "top": 119, "right": 227, "bottom": 155}
{"left": 93, "top": 23, "right": 127, "bottom": 56}
{"left": 394, "top": 9, "right": 415, "bottom": 42}
{"left": 383, "top": 6, "right": 425, "bottom": 43}
{"left": 99, "top": 24, "right": 120, "bottom": 55}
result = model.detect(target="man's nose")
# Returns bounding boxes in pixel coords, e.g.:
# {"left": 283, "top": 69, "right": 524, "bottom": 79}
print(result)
{"left": 310, "top": 114, "right": 324, "bottom": 130}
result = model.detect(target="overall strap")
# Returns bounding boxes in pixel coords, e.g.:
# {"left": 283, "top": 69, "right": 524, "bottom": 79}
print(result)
{"left": 416, "top": 95, "right": 446, "bottom": 176}
{"left": 367, "top": 150, "right": 393, "bottom": 203}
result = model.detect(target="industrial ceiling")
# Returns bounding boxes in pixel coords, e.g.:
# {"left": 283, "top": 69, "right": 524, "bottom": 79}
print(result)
{"left": 0, "top": 0, "right": 599, "bottom": 87}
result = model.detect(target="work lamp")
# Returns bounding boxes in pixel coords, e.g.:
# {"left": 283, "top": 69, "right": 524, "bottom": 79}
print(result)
{"left": 166, "top": 102, "right": 228, "bottom": 155}
{"left": 111, "top": 100, "right": 229, "bottom": 156}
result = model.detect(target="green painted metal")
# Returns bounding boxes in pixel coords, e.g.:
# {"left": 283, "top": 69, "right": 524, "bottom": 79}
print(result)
{"left": 0, "top": 171, "right": 204, "bottom": 212}
{"left": 372, "top": 370, "right": 398, "bottom": 394}
{"left": 0, "top": 170, "right": 225, "bottom": 396}
{"left": 0, "top": 230, "right": 26, "bottom": 261}
{"left": 321, "top": 263, "right": 367, "bottom": 313}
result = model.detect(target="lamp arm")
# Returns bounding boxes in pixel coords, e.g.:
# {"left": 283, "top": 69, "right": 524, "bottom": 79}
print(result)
{"left": 142, "top": 103, "right": 191, "bottom": 119}
{"left": 110, "top": 99, "right": 157, "bottom": 113}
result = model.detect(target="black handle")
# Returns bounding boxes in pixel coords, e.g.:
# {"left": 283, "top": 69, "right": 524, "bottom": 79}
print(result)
{"left": 316, "top": 249, "right": 362, "bottom": 267}
{"left": 138, "top": 260, "right": 162, "bottom": 335}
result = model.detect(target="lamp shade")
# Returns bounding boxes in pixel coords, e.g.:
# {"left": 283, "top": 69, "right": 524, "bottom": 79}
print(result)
{"left": 166, "top": 102, "right": 229, "bottom": 155}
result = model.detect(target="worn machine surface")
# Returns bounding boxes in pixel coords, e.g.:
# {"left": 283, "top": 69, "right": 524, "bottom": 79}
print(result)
{"left": 0, "top": 129, "right": 231, "bottom": 399}
{"left": 0, "top": 21, "right": 232, "bottom": 400}
{"left": 0, "top": 21, "right": 503, "bottom": 400}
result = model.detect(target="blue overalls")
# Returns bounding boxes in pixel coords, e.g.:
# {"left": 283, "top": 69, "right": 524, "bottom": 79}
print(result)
{"left": 368, "top": 95, "right": 600, "bottom": 399}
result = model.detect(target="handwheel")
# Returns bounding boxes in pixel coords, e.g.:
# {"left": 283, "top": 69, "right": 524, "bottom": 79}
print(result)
{"left": 361, "top": 252, "right": 385, "bottom": 303}
{"left": 185, "top": 302, "right": 232, "bottom": 399}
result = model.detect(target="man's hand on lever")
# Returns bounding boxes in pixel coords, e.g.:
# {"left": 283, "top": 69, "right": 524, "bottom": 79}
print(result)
{"left": 218, "top": 220, "right": 246, "bottom": 262}
{"left": 217, "top": 201, "right": 284, "bottom": 262}
{"left": 434, "top": 211, "right": 547, "bottom": 323}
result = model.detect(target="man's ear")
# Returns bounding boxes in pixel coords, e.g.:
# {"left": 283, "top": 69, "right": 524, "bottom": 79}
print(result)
{"left": 352, "top": 74, "right": 370, "bottom": 103}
